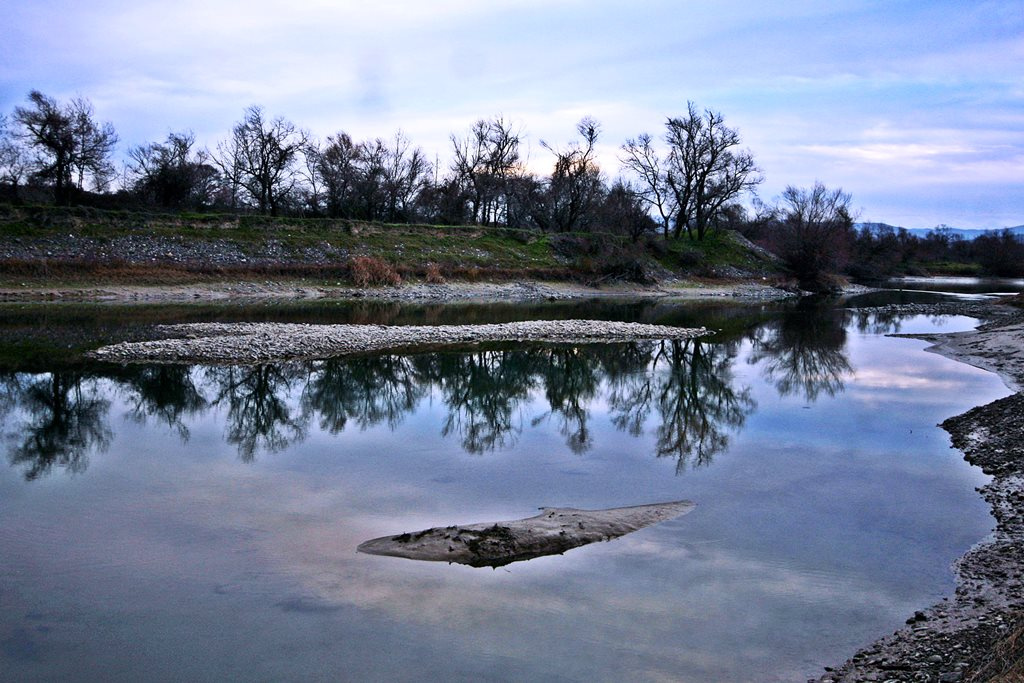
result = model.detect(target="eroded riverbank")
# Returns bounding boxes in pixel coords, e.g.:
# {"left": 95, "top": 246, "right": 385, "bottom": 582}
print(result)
{"left": 816, "top": 301, "right": 1024, "bottom": 683}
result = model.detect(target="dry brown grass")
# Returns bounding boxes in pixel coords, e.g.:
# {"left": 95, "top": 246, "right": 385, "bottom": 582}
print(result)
{"left": 347, "top": 256, "right": 402, "bottom": 287}
{"left": 971, "top": 621, "right": 1024, "bottom": 682}
{"left": 424, "top": 263, "right": 446, "bottom": 284}
{"left": 0, "top": 256, "right": 579, "bottom": 289}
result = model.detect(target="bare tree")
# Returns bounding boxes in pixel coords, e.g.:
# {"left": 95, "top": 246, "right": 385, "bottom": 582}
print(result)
{"left": 68, "top": 97, "right": 118, "bottom": 192}
{"left": 214, "top": 106, "right": 308, "bottom": 215}
{"left": 13, "top": 91, "right": 118, "bottom": 204}
{"left": 620, "top": 133, "right": 675, "bottom": 240}
{"left": 317, "top": 131, "right": 361, "bottom": 218}
{"left": 211, "top": 133, "right": 243, "bottom": 210}
{"left": 597, "top": 179, "right": 656, "bottom": 242}
{"left": 540, "top": 116, "right": 605, "bottom": 233}
{"left": 450, "top": 116, "right": 523, "bottom": 225}
{"left": 0, "top": 114, "right": 31, "bottom": 198}
{"left": 664, "top": 102, "right": 760, "bottom": 240}
{"left": 353, "top": 136, "right": 388, "bottom": 220}
{"left": 298, "top": 139, "right": 324, "bottom": 215}
{"left": 768, "top": 182, "right": 855, "bottom": 291}
{"left": 622, "top": 103, "right": 760, "bottom": 241}
{"left": 127, "top": 131, "right": 218, "bottom": 209}
{"left": 380, "top": 130, "right": 431, "bottom": 222}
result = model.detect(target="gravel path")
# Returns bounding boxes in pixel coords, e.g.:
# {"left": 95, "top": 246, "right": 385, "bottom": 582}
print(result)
{"left": 88, "top": 319, "right": 710, "bottom": 364}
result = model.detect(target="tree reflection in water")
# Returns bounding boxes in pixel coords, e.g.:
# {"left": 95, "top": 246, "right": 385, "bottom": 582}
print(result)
{"left": 207, "top": 365, "right": 307, "bottom": 462}
{"left": 119, "top": 366, "right": 207, "bottom": 442}
{"left": 5, "top": 372, "right": 112, "bottom": 480}
{"left": 655, "top": 340, "right": 755, "bottom": 471}
{"left": 4, "top": 306, "right": 881, "bottom": 479}
{"left": 535, "top": 348, "right": 602, "bottom": 454}
{"left": 605, "top": 339, "right": 754, "bottom": 473}
{"left": 748, "top": 304, "right": 854, "bottom": 401}
{"left": 301, "top": 356, "right": 425, "bottom": 434}
{"left": 425, "top": 350, "right": 536, "bottom": 454}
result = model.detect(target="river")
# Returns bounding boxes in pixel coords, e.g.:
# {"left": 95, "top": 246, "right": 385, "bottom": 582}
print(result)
{"left": 0, "top": 290, "right": 1011, "bottom": 681}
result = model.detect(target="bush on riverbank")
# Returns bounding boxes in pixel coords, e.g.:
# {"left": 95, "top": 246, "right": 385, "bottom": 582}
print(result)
{"left": 347, "top": 256, "right": 401, "bottom": 287}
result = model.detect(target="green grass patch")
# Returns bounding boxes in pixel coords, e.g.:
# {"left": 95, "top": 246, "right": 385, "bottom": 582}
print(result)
{"left": 0, "top": 204, "right": 790, "bottom": 288}
{"left": 920, "top": 260, "right": 983, "bottom": 276}
{"left": 657, "top": 230, "right": 778, "bottom": 275}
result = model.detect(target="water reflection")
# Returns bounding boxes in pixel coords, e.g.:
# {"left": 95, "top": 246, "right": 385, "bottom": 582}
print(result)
{"left": 431, "top": 351, "right": 534, "bottom": 453}
{"left": 120, "top": 365, "right": 208, "bottom": 441}
{"left": 5, "top": 308, "right": 944, "bottom": 481}
{"left": 748, "top": 305, "right": 853, "bottom": 401}
{"left": 0, "top": 304, "right": 1001, "bottom": 682}
{"left": 607, "top": 339, "right": 754, "bottom": 472}
{"left": 207, "top": 365, "right": 308, "bottom": 462}
{"left": 6, "top": 372, "right": 111, "bottom": 480}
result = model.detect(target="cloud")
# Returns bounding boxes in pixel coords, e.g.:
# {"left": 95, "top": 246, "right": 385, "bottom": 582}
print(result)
{"left": 2, "top": 0, "right": 1021, "bottom": 227}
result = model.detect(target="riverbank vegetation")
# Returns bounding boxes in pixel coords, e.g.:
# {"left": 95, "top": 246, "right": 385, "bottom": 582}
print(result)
{"left": 2, "top": 91, "right": 1021, "bottom": 290}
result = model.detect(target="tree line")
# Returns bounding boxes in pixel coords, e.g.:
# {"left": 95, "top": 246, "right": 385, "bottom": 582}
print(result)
{"left": 2, "top": 89, "right": 1020, "bottom": 284}
{"left": 0, "top": 91, "right": 768, "bottom": 240}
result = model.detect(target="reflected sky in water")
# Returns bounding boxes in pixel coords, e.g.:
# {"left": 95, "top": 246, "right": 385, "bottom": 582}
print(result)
{"left": 0, "top": 305, "right": 1009, "bottom": 682}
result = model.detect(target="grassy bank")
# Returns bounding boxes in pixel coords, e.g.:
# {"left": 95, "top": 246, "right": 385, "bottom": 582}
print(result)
{"left": 0, "top": 204, "right": 784, "bottom": 289}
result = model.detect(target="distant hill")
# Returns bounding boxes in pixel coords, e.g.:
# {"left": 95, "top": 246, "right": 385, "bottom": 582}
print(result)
{"left": 856, "top": 222, "right": 1024, "bottom": 240}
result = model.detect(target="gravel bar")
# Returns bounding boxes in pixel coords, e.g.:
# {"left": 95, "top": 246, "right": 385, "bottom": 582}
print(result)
{"left": 88, "top": 319, "right": 710, "bottom": 364}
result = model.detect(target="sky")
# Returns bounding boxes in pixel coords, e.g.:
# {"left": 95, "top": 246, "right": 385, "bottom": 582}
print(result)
{"left": 2, "top": 0, "right": 1022, "bottom": 229}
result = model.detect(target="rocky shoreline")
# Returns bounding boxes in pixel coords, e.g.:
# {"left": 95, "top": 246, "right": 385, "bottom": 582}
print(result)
{"left": 0, "top": 278, "right": 799, "bottom": 304}
{"left": 87, "top": 319, "right": 710, "bottom": 364}
{"left": 815, "top": 301, "right": 1024, "bottom": 683}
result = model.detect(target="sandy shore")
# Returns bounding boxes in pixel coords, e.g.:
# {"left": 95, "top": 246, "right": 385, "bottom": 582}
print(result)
{"left": 816, "top": 301, "right": 1024, "bottom": 683}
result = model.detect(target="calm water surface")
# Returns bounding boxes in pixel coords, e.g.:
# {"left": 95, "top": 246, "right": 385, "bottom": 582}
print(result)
{"left": 882, "top": 276, "right": 1024, "bottom": 297}
{"left": 0, "top": 299, "right": 1010, "bottom": 681}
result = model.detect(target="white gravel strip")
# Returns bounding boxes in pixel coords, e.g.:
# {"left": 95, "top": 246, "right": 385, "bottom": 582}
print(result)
{"left": 89, "top": 319, "right": 710, "bottom": 364}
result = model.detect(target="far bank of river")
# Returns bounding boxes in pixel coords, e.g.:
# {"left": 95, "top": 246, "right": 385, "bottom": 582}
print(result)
{"left": 0, "top": 277, "right": 800, "bottom": 304}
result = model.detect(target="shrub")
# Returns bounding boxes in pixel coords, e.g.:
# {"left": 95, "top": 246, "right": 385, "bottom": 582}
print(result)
{"left": 347, "top": 256, "right": 401, "bottom": 287}
{"left": 676, "top": 249, "right": 702, "bottom": 269}
{"left": 765, "top": 183, "right": 854, "bottom": 292}
{"left": 424, "top": 263, "right": 446, "bottom": 284}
